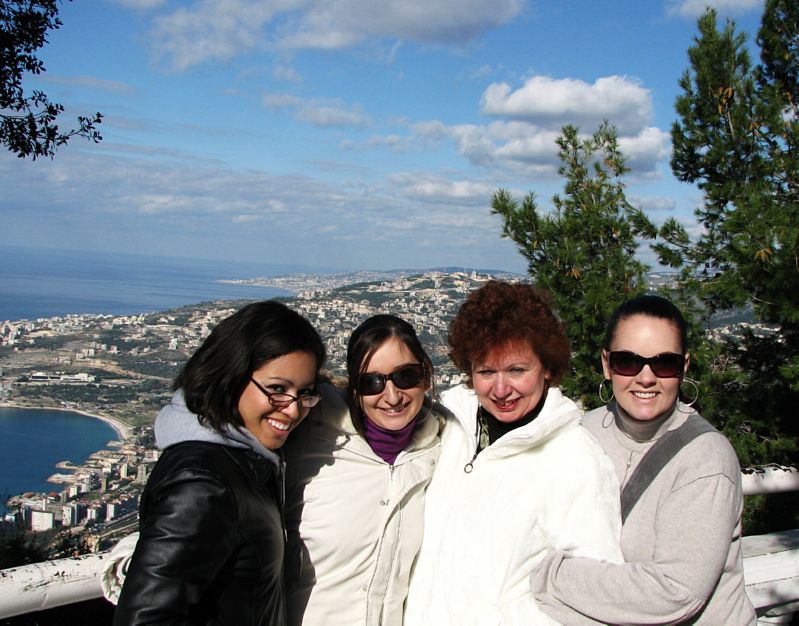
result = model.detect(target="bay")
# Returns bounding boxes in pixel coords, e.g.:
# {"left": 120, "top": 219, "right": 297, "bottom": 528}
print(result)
{"left": 0, "top": 407, "right": 119, "bottom": 514}
{"left": 0, "top": 247, "right": 334, "bottom": 515}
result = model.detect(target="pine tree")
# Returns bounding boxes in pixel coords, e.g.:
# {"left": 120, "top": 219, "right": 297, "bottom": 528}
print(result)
{"left": 492, "top": 122, "right": 656, "bottom": 406}
{"left": 658, "top": 3, "right": 798, "bottom": 469}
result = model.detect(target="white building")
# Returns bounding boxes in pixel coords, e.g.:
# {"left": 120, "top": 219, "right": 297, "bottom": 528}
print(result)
{"left": 30, "top": 510, "right": 54, "bottom": 532}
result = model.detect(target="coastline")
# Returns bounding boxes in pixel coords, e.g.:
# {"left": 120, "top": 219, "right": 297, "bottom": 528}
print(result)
{"left": 0, "top": 401, "right": 133, "bottom": 441}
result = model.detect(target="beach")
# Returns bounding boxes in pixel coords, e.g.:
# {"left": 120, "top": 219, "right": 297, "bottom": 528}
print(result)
{"left": 0, "top": 401, "right": 133, "bottom": 441}
{"left": 0, "top": 403, "right": 131, "bottom": 510}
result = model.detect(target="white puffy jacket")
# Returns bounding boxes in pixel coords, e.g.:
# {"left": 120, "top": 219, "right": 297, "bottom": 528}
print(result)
{"left": 284, "top": 383, "right": 443, "bottom": 626}
{"left": 404, "top": 384, "right": 623, "bottom": 626}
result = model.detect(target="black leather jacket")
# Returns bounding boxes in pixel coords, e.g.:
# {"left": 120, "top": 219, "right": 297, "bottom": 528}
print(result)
{"left": 114, "top": 442, "right": 287, "bottom": 626}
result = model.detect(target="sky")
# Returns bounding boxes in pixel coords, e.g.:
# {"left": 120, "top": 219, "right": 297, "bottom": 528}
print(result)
{"left": 1, "top": 0, "right": 766, "bottom": 274}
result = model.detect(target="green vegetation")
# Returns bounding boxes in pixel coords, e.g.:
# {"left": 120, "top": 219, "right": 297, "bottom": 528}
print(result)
{"left": 661, "top": 2, "right": 798, "bottom": 473}
{"left": 113, "top": 352, "right": 186, "bottom": 379}
{"left": 0, "top": 524, "right": 47, "bottom": 569}
{"left": 493, "top": 2, "right": 798, "bottom": 533}
{"left": 25, "top": 336, "right": 73, "bottom": 350}
{"left": 492, "top": 122, "right": 656, "bottom": 407}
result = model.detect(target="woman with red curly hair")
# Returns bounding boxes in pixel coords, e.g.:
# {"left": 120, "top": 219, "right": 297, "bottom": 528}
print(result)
{"left": 405, "top": 281, "right": 623, "bottom": 626}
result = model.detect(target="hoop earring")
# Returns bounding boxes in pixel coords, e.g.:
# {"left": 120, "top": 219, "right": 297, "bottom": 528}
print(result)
{"left": 598, "top": 379, "right": 613, "bottom": 404}
{"left": 680, "top": 377, "right": 699, "bottom": 407}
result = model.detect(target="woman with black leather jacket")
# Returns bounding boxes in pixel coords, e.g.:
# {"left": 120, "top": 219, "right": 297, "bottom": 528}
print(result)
{"left": 113, "top": 301, "right": 326, "bottom": 626}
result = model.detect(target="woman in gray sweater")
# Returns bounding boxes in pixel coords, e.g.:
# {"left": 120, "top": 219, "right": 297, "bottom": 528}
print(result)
{"left": 533, "top": 295, "right": 756, "bottom": 625}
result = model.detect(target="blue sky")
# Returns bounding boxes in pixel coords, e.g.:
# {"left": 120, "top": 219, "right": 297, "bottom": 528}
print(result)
{"left": 1, "top": 0, "right": 764, "bottom": 273}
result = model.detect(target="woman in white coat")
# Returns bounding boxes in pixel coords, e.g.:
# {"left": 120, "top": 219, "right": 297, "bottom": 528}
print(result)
{"left": 404, "top": 281, "right": 622, "bottom": 626}
{"left": 284, "top": 314, "right": 444, "bottom": 626}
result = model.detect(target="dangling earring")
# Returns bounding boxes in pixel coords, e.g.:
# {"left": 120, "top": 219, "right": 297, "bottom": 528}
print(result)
{"left": 598, "top": 379, "right": 613, "bottom": 404}
{"left": 680, "top": 377, "right": 699, "bottom": 407}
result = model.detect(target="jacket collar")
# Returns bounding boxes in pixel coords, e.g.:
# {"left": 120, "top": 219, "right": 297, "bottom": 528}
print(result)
{"left": 441, "top": 384, "right": 581, "bottom": 455}
{"left": 154, "top": 389, "right": 282, "bottom": 468}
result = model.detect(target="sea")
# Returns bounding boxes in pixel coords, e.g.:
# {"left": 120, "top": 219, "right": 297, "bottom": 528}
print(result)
{"left": 0, "top": 245, "right": 324, "bottom": 511}
{"left": 0, "top": 407, "right": 119, "bottom": 514}
{"left": 0, "top": 245, "right": 309, "bottom": 321}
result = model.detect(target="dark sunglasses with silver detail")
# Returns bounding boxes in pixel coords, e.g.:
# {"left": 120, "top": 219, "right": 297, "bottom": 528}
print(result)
{"left": 356, "top": 363, "right": 425, "bottom": 396}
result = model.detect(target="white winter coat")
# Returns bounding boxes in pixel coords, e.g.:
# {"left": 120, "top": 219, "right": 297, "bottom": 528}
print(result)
{"left": 404, "top": 384, "right": 623, "bottom": 626}
{"left": 284, "top": 383, "right": 443, "bottom": 626}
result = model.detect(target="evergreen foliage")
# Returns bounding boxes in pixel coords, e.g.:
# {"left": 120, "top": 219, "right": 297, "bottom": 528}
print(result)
{"left": 661, "top": 3, "right": 798, "bottom": 469}
{"left": 0, "top": 0, "right": 102, "bottom": 159}
{"left": 491, "top": 6, "right": 797, "bottom": 533}
{"left": 491, "top": 123, "right": 656, "bottom": 406}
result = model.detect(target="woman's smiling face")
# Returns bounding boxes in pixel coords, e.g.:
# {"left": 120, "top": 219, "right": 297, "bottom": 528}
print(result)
{"left": 358, "top": 337, "right": 427, "bottom": 431}
{"left": 471, "top": 342, "right": 550, "bottom": 424}
{"left": 237, "top": 350, "right": 318, "bottom": 449}
{"left": 602, "top": 314, "right": 688, "bottom": 422}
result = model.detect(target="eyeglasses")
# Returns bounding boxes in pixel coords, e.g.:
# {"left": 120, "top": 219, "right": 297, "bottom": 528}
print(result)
{"left": 356, "top": 363, "right": 425, "bottom": 396}
{"left": 608, "top": 351, "right": 685, "bottom": 378}
{"left": 249, "top": 378, "right": 322, "bottom": 409}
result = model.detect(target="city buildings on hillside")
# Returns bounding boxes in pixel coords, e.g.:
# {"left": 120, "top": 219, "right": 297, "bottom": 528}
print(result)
{"left": 1, "top": 269, "right": 764, "bottom": 544}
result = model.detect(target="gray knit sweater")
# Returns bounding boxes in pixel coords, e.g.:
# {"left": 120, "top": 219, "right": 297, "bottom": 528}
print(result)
{"left": 533, "top": 402, "right": 756, "bottom": 625}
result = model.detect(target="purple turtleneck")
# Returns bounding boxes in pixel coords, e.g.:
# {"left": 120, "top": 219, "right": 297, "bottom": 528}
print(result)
{"left": 363, "top": 415, "right": 418, "bottom": 465}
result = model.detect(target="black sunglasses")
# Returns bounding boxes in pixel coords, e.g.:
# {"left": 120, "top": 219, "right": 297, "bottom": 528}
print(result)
{"left": 356, "top": 363, "right": 425, "bottom": 396}
{"left": 608, "top": 351, "right": 685, "bottom": 378}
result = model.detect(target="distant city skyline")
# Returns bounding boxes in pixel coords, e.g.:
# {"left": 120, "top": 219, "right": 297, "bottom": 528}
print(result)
{"left": 1, "top": 0, "right": 764, "bottom": 272}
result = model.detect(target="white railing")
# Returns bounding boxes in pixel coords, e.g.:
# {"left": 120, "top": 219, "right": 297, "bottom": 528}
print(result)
{"left": 742, "top": 464, "right": 799, "bottom": 496}
{"left": 0, "top": 552, "right": 108, "bottom": 619}
{"left": 740, "top": 465, "right": 799, "bottom": 625}
{"left": 0, "top": 465, "right": 797, "bottom": 622}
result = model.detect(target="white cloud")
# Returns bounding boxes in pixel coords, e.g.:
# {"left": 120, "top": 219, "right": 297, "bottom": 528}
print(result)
{"left": 112, "top": 0, "right": 168, "bottom": 8}
{"left": 618, "top": 127, "right": 671, "bottom": 175}
{"left": 273, "top": 65, "right": 302, "bottom": 82}
{"left": 367, "top": 134, "right": 402, "bottom": 147}
{"left": 630, "top": 195, "right": 678, "bottom": 213}
{"left": 145, "top": 0, "right": 524, "bottom": 70}
{"left": 42, "top": 75, "right": 134, "bottom": 93}
{"left": 405, "top": 116, "right": 669, "bottom": 180}
{"left": 410, "top": 120, "right": 450, "bottom": 141}
{"left": 666, "top": 0, "right": 762, "bottom": 18}
{"left": 379, "top": 75, "right": 669, "bottom": 179}
{"left": 468, "top": 64, "right": 501, "bottom": 80}
{"left": 262, "top": 93, "right": 304, "bottom": 109}
{"left": 388, "top": 173, "right": 496, "bottom": 206}
{"left": 150, "top": 0, "right": 293, "bottom": 71}
{"left": 137, "top": 193, "right": 195, "bottom": 214}
{"left": 480, "top": 75, "right": 653, "bottom": 134}
{"left": 0, "top": 148, "right": 526, "bottom": 271}
{"left": 275, "top": 0, "right": 525, "bottom": 49}
{"left": 262, "top": 93, "right": 371, "bottom": 127}
{"left": 232, "top": 214, "right": 263, "bottom": 223}
{"left": 296, "top": 104, "right": 370, "bottom": 127}
{"left": 350, "top": 134, "right": 413, "bottom": 153}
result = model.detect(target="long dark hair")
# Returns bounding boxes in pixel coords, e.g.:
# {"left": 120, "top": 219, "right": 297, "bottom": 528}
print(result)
{"left": 346, "top": 314, "right": 433, "bottom": 437}
{"left": 175, "top": 301, "right": 325, "bottom": 434}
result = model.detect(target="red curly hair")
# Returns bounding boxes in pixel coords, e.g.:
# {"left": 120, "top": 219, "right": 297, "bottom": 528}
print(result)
{"left": 448, "top": 280, "right": 571, "bottom": 388}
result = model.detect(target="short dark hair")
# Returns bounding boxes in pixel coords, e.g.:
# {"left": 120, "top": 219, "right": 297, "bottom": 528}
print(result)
{"left": 346, "top": 314, "right": 433, "bottom": 437}
{"left": 448, "top": 280, "right": 570, "bottom": 387}
{"left": 604, "top": 295, "right": 688, "bottom": 353}
{"left": 174, "top": 301, "right": 325, "bottom": 435}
